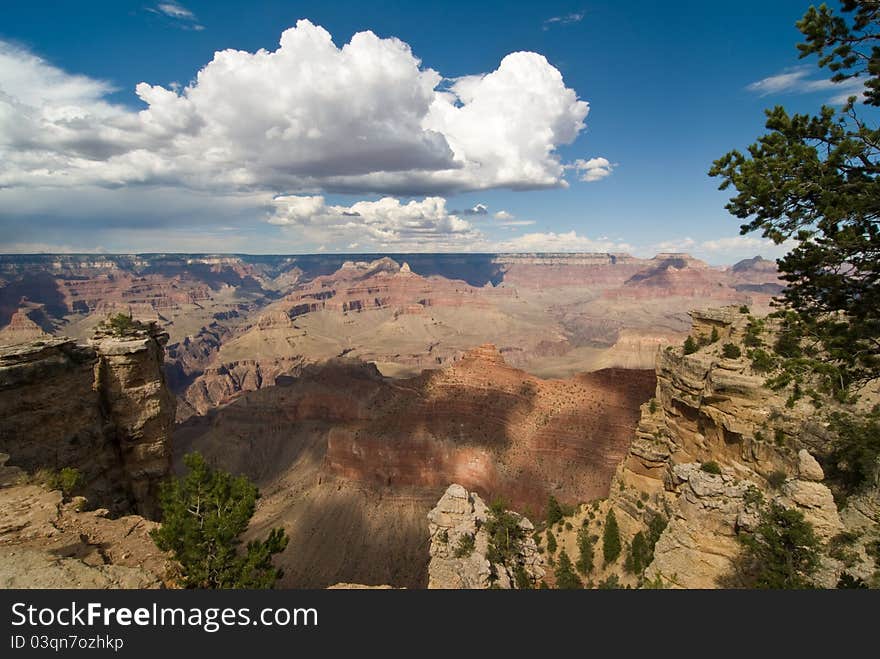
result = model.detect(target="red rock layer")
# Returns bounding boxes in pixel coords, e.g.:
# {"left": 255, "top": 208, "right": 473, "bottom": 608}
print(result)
{"left": 323, "top": 346, "right": 656, "bottom": 512}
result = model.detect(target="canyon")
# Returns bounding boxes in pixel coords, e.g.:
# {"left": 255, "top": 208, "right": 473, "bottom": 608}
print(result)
{"left": 538, "top": 307, "right": 879, "bottom": 589}
{"left": 0, "top": 252, "right": 782, "bottom": 420}
{"left": 174, "top": 346, "right": 655, "bottom": 587}
{"left": 8, "top": 252, "right": 851, "bottom": 590}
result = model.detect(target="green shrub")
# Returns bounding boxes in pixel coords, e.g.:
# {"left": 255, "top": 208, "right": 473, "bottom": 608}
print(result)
{"left": 837, "top": 573, "right": 868, "bottom": 589}
{"left": 597, "top": 574, "right": 621, "bottom": 589}
{"left": 565, "top": 522, "right": 573, "bottom": 531}
{"left": 437, "top": 529, "right": 448, "bottom": 544}
{"left": 866, "top": 539, "right": 880, "bottom": 567}
{"left": 485, "top": 506, "right": 525, "bottom": 568}
{"left": 625, "top": 514, "right": 667, "bottom": 575}
{"left": 648, "top": 398, "right": 658, "bottom": 414}
{"left": 554, "top": 550, "right": 582, "bottom": 589}
{"left": 701, "top": 461, "right": 722, "bottom": 475}
{"left": 545, "top": 529, "right": 557, "bottom": 554}
{"left": 728, "top": 502, "right": 820, "bottom": 589}
{"left": 151, "top": 452, "right": 288, "bottom": 588}
{"left": 749, "top": 348, "right": 776, "bottom": 372}
{"left": 575, "top": 527, "right": 595, "bottom": 575}
{"left": 739, "top": 305, "right": 750, "bottom": 314}
{"left": 743, "top": 485, "right": 764, "bottom": 506}
{"left": 48, "top": 467, "right": 83, "bottom": 496}
{"left": 722, "top": 343, "right": 741, "bottom": 359}
{"left": 826, "top": 408, "right": 880, "bottom": 494}
{"left": 767, "top": 470, "right": 787, "bottom": 489}
{"left": 514, "top": 564, "right": 532, "bottom": 589}
{"left": 743, "top": 319, "right": 764, "bottom": 347}
{"left": 683, "top": 336, "right": 698, "bottom": 355}
{"left": 32, "top": 467, "right": 84, "bottom": 498}
{"left": 709, "top": 327, "right": 720, "bottom": 343}
{"left": 625, "top": 532, "right": 649, "bottom": 575}
{"left": 827, "top": 531, "right": 860, "bottom": 567}
{"left": 602, "top": 510, "right": 621, "bottom": 564}
{"left": 546, "top": 495, "right": 563, "bottom": 526}
{"left": 454, "top": 533, "right": 475, "bottom": 558}
{"left": 105, "top": 312, "right": 146, "bottom": 337}
{"left": 774, "top": 330, "right": 803, "bottom": 359}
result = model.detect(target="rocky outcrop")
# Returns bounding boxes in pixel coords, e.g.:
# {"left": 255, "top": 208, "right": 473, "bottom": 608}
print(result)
{"left": 92, "top": 325, "right": 176, "bottom": 517}
{"left": 0, "top": 303, "right": 53, "bottom": 344}
{"left": 0, "top": 324, "right": 176, "bottom": 517}
{"left": 0, "top": 454, "right": 169, "bottom": 588}
{"left": 556, "top": 305, "right": 871, "bottom": 589}
{"left": 427, "top": 484, "right": 544, "bottom": 588}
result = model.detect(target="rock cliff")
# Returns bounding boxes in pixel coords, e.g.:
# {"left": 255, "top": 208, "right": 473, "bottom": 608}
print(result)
{"left": 541, "top": 305, "right": 878, "bottom": 588}
{"left": 0, "top": 323, "right": 176, "bottom": 517}
{"left": 427, "top": 484, "right": 544, "bottom": 588}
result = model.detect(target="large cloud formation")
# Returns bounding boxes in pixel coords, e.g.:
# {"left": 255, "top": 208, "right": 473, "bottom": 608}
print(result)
{"left": 270, "top": 195, "right": 482, "bottom": 249}
{"left": 0, "top": 20, "right": 590, "bottom": 196}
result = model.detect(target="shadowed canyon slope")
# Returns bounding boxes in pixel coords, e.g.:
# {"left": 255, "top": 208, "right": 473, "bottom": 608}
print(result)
{"left": 174, "top": 346, "right": 655, "bottom": 587}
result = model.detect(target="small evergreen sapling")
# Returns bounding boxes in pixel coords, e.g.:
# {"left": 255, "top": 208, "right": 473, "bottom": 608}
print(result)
{"left": 151, "top": 452, "right": 289, "bottom": 589}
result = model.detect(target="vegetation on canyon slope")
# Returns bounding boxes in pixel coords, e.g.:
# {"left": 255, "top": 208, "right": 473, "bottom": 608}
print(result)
{"left": 151, "top": 452, "right": 289, "bottom": 589}
{"left": 704, "top": 1, "right": 880, "bottom": 590}
{"left": 711, "top": 1, "right": 880, "bottom": 500}
{"left": 710, "top": 0, "right": 879, "bottom": 396}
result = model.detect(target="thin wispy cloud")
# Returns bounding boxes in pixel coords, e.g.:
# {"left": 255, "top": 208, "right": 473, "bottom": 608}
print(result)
{"left": 747, "top": 66, "right": 866, "bottom": 104}
{"left": 492, "top": 210, "right": 535, "bottom": 227}
{"left": 543, "top": 12, "right": 585, "bottom": 31}
{"left": 148, "top": 2, "right": 205, "bottom": 31}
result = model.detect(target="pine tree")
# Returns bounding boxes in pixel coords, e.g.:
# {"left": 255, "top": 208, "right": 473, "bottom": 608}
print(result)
{"left": 554, "top": 550, "right": 582, "bottom": 589}
{"left": 575, "top": 527, "right": 595, "bottom": 575}
{"left": 731, "top": 502, "right": 820, "bottom": 589}
{"left": 602, "top": 509, "right": 621, "bottom": 564}
{"left": 683, "top": 336, "right": 698, "bottom": 355}
{"left": 709, "top": 1, "right": 880, "bottom": 391}
{"left": 150, "top": 452, "right": 289, "bottom": 589}
{"left": 546, "top": 495, "right": 563, "bottom": 526}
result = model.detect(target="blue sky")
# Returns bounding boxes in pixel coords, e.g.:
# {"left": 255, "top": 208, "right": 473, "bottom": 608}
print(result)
{"left": 0, "top": 1, "right": 862, "bottom": 262}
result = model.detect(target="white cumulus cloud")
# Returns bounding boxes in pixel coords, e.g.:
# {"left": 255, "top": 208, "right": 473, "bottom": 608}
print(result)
{"left": 571, "top": 157, "right": 614, "bottom": 182}
{"left": 637, "top": 234, "right": 798, "bottom": 264}
{"left": 0, "top": 21, "right": 591, "bottom": 200}
{"left": 269, "top": 195, "right": 483, "bottom": 249}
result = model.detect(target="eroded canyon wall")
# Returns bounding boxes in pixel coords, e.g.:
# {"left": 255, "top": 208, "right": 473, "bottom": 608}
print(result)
{"left": 0, "top": 325, "right": 175, "bottom": 517}
{"left": 542, "top": 306, "right": 878, "bottom": 589}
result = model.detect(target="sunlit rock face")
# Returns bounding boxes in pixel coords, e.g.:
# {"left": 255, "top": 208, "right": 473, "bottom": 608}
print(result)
{"left": 0, "top": 324, "right": 175, "bottom": 518}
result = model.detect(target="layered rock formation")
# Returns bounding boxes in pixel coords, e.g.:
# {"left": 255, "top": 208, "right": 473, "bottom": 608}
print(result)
{"left": 0, "top": 302, "right": 54, "bottom": 344}
{"left": 1, "top": 253, "right": 784, "bottom": 417}
{"left": 92, "top": 325, "right": 176, "bottom": 516}
{"left": 426, "top": 484, "right": 544, "bottom": 588}
{"left": 0, "top": 324, "right": 175, "bottom": 517}
{"left": 176, "top": 349, "right": 654, "bottom": 587}
{"left": 543, "top": 305, "right": 877, "bottom": 588}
